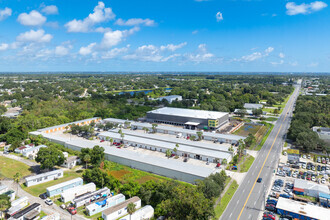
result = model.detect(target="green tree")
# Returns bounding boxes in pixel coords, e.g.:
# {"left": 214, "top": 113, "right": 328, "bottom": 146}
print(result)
{"left": 165, "top": 149, "right": 172, "bottom": 159}
{"left": 90, "top": 145, "right": 105, "bottom": 166}
{"left": 84, "top": 154, "right": 91, "bottom": 169}
{"left": 152, "top": 123, "right": 158, "bottom": 133}
{"left": 127, "top": 202, "right": 137, "bottom": 220}
{"left": 0, "top": 195, "right": 11, "bottom": 217}
{"left": 190, "top": 135, "right": 196, "bottom": 141}
{"left": 252, "top": 108, "right": 263, "bottom": 116}
{"left": 196, "top": 131, "right": 203, "bottom": 141}
{"left": 36, "top": 147, "right": 65, "bottom": 170}
{"left": 13, "top": 172, "right": 22, "bottom": 194}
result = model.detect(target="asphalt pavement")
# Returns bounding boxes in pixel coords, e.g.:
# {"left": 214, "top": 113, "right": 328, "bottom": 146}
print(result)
{"left": 220, "top": 83, "right": 301, "bottom": 220}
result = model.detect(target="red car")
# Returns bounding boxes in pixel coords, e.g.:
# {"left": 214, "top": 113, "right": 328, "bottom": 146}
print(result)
{"left": 100, "top": 140, "right": 105, "bottom": 142}
{"left": 216, "top": 163, "right": 221, "bottom": 167}
{"left": 263, "top": 214, "right": 275, "bottom": 220}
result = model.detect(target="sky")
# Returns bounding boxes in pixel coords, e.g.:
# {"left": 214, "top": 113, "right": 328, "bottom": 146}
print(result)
{"left": 0, "top": 0, "right": 329, "bottom": 72}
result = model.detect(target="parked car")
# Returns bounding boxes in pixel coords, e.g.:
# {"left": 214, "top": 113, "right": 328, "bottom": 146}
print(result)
{"left": 45, "top": 198, "right": 53, "bottom": 205}
{"left": 265, "top": 204, "right": 276, "bottom": 212}
{"left": 263, "top": 214, "right": 275, "bottom": 220}
{"left": 100, "top": 140, "right": 105, "bottom": 142}
{"left": 39, "top": 193, "right": 47, "bottom": 200}
{"left": 267, "top": 199, "right": 278, "bottom": 205}
{"left": 280, "top": 194, "right": 291, "bottom": 199}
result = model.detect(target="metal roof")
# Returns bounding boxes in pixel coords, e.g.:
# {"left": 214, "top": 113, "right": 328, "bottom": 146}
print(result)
{"left": 319, "top": 192, "right": 330, "bottom": 199}
{"left": 64, "top": 138, "right": 215, "bottom": 178}
{"left": 294, "top": 179, "right": 330, "bottom": 194}
{"left": 99, "top": 131, "right": 232, "bottom": 160}
{"left": 108, "top": 128, "right": 232, "bottom": 154}
{"left": 147, "top": 107, "right": 228, "bottom": 120}
{"left": 103, "top": 197, "right": 140, "bottom": 215}
{"left": 46, "top": 177, "right": 83, "bottom": 192}
{"left": 38, "top": 117, "right": 100, "bottom": 132}
{"left": 243, "top": 103, "right": 263, "bottom": 109}
{"left": 276, "top": 197, "right": 330, "bottom": 220}
{"left": 23, "top": 145, "right": 47, "bottom": 153}
{"left": 25, "top": 169, "right": 63, "bottom": 182}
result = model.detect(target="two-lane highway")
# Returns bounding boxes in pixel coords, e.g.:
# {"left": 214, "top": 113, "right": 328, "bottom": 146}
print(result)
{"left": 221, "top": 83, "right": 300, "bottom": 220}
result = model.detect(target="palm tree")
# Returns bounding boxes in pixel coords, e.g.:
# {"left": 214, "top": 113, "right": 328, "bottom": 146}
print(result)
{"left": 142, "top": 127, "right": 147, "bottom": 133}
{"left": 13, "top": 172, "right": 22, "bottom": 194}
{"left": 84, "top": 154, "right": 91, "bottom": 169}
{"left": 151, "top": 123, "right": 158, "bottom": 133}
{"left": 173, "top": 147, "right": 177, "bottom": 156}
{"left": 110, "top": 138, "right": 113, "bottom": 146}
{"left": 127, "top": 202, "right": 136, "bottom": 220}
{"left": 165, "top": 149, "right": 172, "bottom": 159}
{"left": 190, "top": 135, "right": 196, "bottom": 141}
{"left": 105, "top": 137, "right": 110, "bottom": 145}
{"left": 175, "top": 144, "right": 179, "bottom": 156}
{"left": 196, "top": 131, "right": 203, "bottom": 141}
{"left": 222, "top": 159, "right": 227, "bottom": 165}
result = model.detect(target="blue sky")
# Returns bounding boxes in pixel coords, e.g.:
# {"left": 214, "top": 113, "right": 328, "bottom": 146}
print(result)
{"left": 0, "top": 0, "right": 329, "bottom": 72}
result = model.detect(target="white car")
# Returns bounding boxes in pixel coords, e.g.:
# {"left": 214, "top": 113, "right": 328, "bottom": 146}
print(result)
{"left": 302, "top": 164, "right": 306, "bottom": 169}
{"left": 312, "top": 176, "right": 316, "bottom": 181}
{"left": 45, "top": 199, "right": 53, "bottom": 205}
{"left": 307, "top": 155, "right": 311, "bottom": 159}
{"left": 302, "top": 155, "right": 306, "bottom": 159}
{"left": 321, "top": 179, "right": 326, "bottom": 184}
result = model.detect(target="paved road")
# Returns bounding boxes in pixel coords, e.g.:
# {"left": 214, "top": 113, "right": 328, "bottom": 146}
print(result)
{"left": 221, "top": 83, "right": 300, "bottom": 220}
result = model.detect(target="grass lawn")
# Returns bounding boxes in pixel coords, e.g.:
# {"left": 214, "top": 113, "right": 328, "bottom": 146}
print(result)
{"left": 265, "top": 117, "right": 278, "bottom": 122}
{"left": 255, "top": 123, "right": 274, "bottom": 151}
{"left": 0, "top": 156, "right": 32, "bottom": 179}
{"left": 239, "top": 155, "right": 255, "bottom": 173}
{"left": 233, "top": 124, "right": 262, "bottom": 137}
{"left": 77, "top": 206, "right": 102, "bottom": 219}
{"left": 22, "top": 170, "right": 83, "bottom": 197}
{"left": 213, "top": 180, "right": 239, "bottom": 219}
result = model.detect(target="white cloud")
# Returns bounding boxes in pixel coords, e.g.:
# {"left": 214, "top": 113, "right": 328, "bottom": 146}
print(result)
{"left": 308, "top": 62, "right": 319, "bottom": 67}
{"left": 286, "top": 1, "right": 327, "bottom": 15}
{"left": 41, "top": 5, "right": 58, "bottom": 15}
{"left": 95, "top": 27, "right": 112, "bottom": 33}
{"left": 0, "top": 43, "right": 9, "bottom": 51}
{"left": 100, "top": 27, "right": 139, "bottom": 49}
{"left": 55, "top": 45, "right": 72, "bottom": 56}
{"left": 123, "top": 43, "right": 182, "bottom": 62}
{"left": 45, "top": 21, "right": 59, "bottom": 29}
{"left": 216, "top": 11, "right": 223, "bottom": 22}
{"left": 115, "top": 18, "right": 156, "bottom": 27}
{"left": 279, "top": 52, "right": 285, "bottom": 58}
{"left": 65, "top": 1, "right": 115, "bottom": 32}
{"left": 16, "top": 29, "right": 53, "bottom": 43}
{"left": 101, "top": 45, "right": 130, "bottom": 59}
{"left": 185, "top": 44, "right": 214, "bottom": 62}
{"left": 241, "top": 46, "right": 274, "bottom": 62}
{"left": 17, "top": 10, "right": 46, "bottom": 26}
{"left": 192, "top": 30, "right": 198, "bottom": 35}
{"left": 0, "top": 7, "right": 12, "bottom": 21}
{"left": 270, "top": 60, "right": 284, "bottom": 65}
{"left": 160, "top": 42, "right": 187, "bottom": 51}
{"left": 79, "top": 43, "right": 97, "bottom": 55}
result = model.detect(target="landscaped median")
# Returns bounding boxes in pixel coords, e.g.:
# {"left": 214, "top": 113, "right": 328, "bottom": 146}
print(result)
{"left": 240, "top": 155, "right": 255, "bottom": 172}
{"left": 213, "top": 180, "right": 239, "bottom": 219}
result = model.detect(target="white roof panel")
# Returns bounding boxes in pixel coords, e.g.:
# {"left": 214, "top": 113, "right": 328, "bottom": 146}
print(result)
{"left": 147, "top": 107, "right": 228, "bottom": 120}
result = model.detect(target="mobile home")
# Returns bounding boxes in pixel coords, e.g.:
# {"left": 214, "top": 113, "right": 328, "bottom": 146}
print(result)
{"left": 102, "top": 197, "right": 141, "bottom": 220}
{"left": 73, "top": 187, "right": 110, "bottom": 208}
{"left": 46, "top": 178, "right": 83, "bottom": 197}
{"left": 25, "top": 170, "right": 63, "bottom": 187}
{"left": 60, "top": 183, "right": 96, "bottom": 203}
{"left": 86, "top": 194, "right": 125, "bottom": 216}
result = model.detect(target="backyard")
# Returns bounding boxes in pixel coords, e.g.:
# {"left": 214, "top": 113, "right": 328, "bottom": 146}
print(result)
{"left": 0, "top": 156, "right": 32, "bottom": 179}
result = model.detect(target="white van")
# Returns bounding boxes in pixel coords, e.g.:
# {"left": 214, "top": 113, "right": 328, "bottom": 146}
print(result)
{"left": 176, "top": 133, "right": 182, "bottom": 138}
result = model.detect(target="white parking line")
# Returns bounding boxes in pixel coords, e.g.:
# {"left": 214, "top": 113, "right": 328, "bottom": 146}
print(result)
{"left": 229, "top": 213, "right": 232, "bottom": 218}
{"left": 248, "top": 214, "right": 252, "bottom": 219}
{"left": 237, "top": 200, "right": 240, "bottom": 204}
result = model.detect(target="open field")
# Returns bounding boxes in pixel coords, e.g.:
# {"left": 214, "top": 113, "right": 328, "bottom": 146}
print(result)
{"left": 213, "top": 180, "right": 239, "bottom": 219}
{"left": 233, "top": 124, "right": 262, "bottom": 137}
{"left": 22, "top": 170, "right": 83, "bottom": 197}
{"left": 104, "top": 160, "right": 175, "bottom": 184}
{"left": 255, "top": 123, "right": 274, "bottom": 151}
{"left": 0, "top": 156, "right": 32, "bottom": 179}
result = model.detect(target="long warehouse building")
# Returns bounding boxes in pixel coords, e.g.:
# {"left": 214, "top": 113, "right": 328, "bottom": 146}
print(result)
{"left": 103, "top": 118, "right": 244, "bottom": 144}
{"left": 98, "top": 131, "right": 232, "bottom": 163}
{"left": 29, "top": 131, "right": 215, "bottom": 184}
{"left": 146, "top": 107, "right": 229, "bottom": 130}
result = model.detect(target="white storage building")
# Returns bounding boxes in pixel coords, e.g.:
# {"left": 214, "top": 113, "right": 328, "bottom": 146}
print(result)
{"left": 98, "top": 131, "right": 232, "bottom": 163}
{"left": 102, "top": 196, "right": 141, "bottom": 220}
{"left": 61, "top": 182, "right": 96, "bottom": 203}
{"left": 25, "top": 170, "right": 63, "bottom": 187}
{"left": 119, "top": 205, "right": 154, "bottom": 220}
